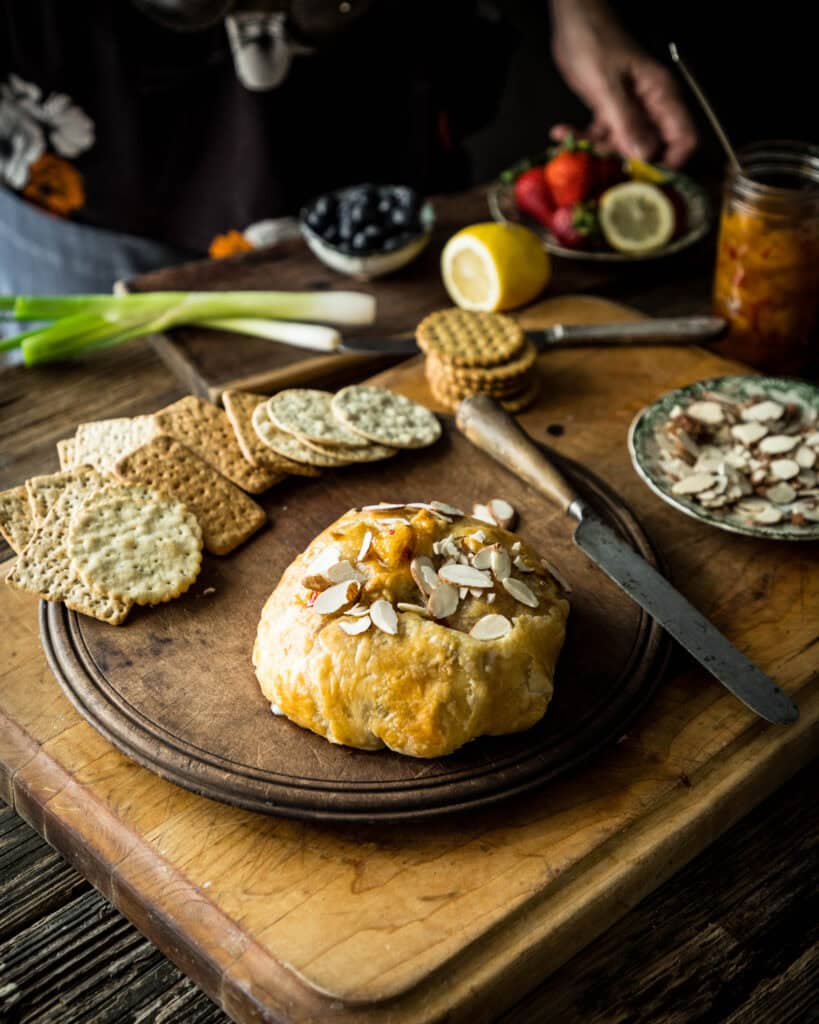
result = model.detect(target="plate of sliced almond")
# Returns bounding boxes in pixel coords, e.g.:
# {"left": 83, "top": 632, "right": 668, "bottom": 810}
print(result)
{"left": 629, "top": 375, "right": 819, "bottom": 541}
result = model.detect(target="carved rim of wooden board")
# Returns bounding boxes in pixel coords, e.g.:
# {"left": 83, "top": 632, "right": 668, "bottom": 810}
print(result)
{"left": 39, "top": 448, "right": 671, "bottom": 823}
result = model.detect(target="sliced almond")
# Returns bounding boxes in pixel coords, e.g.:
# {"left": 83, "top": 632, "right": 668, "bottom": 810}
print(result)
{"left": 512, "top": 555, "right": 535, "bottom": 573}
{"left": 472, "top": 545, "right": 495, "bottom": 570}
{"left": 469, "top": 614, "right": 512, "bottom": 641}
{"left": 429, "top": 500, "right": 464, "bottom": 517}
{"left": 753, "top": 506, "right": 784, "bottom": 525}
{"left": 361, "top": 503, "right": 406, "bottom": 512}
{"left": 797, "top": 469, "right": 817, "bottom": 489}
{"left": 459, "top": 586, "right": 469, "bottom": 600}
{"left": 428, "top": 581, "right": 458, "bottom": 619}
{"left": 770, "top": 458, "right": 800, "bottom": 481}
{"left": 767, "top": 482, "right": 797, "bottom": 504}
{"left": 469, "top": 587, "right": 484, "bottom": 599}
{"left": 438, "top": 563, "right": 493, "bottom": 588}
{"left": 356, "top": 530, "right": 373, "bottom": 562}
{"left": 396, "top": 602, "right": 430, "bottom": 616}
{"left": 410, "top": 555, "right": 436, "bottom": 595}
{"left": 742, "top": 400, "right": 784, "bottom": 422}
{"left": 686, "top": 400, "right": 724, "bottom": 425}
{"left": 370, "top": 599, "right": 398, "bottom": 635}
{"left": 795, "top": 446, "right": 816, "bottom": 469}
{"left": 487, "top": 498, "right": 517, "bottom": 530}
{"left": 806, "top": 432, "right": 819, "bottom": 448}
{"left": 487, "top": 592, "right": 496, "bottom": 604}
{"left": 420, "top": 564, "right": 441, "bottom": 592}
{"left": 491, "top": 547, "right": 512, "bottom": 580}
{"left": 326, "top": 560, "right": 367, "bottom": 584}
{"left": 305, "top": 545, "right": 340, "bottom": 577}
{"left": 313, "top": 579, "right": 359, "bottom": 614}
{"left": 671, "top": 472, "right": 717, "bottom": 495}
{"left": 348, "top": 603, "right": 370, "bottom": 616}
{"left": 471, "top": 503, "right": 496, "bottom": 526}
{"left": 339, "top": 616, "right": 371, "bottom": 635}
{"left": 758, "top": 434, "right": 799, "bottom": 455}
{"left": 501, "top": 577, "right": 538, "bottom": 607}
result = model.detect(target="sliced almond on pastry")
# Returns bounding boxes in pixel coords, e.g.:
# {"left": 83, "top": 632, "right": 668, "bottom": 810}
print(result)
{"left": 314, "top": 579, "right": 359, "bottom": 614}
{"left": 501, "top": 577, "right": 538, "bottom": 607}
{"left": 469, "top": 614, "right": 512, "bottom": 640}
{"left": 339, "top": 616, "right": 371, "bottom": 635}
{"left": 370, "top": 599, "right": 398, "bottom": 635}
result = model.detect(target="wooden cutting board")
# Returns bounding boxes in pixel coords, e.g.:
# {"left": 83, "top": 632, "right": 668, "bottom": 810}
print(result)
{"left": 40, "top": 430, "right": 668, "bottom": 822}
{"left": 2, "top": 296, "right": 818, "bottom": 1024}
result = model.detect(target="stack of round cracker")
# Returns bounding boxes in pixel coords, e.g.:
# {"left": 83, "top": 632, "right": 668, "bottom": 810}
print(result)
{"left": 417, "top": 309, "right": 540, "bottom": 413}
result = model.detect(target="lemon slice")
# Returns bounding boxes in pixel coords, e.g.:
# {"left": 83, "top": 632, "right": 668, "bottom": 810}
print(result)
{"left": 441, "top": 222, "right": 551, "bottom": 312}
{"left": 598, "top": 182, "right": 675, "bottom": 254}
{"left": 625, "top": 158, "right": 670, "bottom": 185}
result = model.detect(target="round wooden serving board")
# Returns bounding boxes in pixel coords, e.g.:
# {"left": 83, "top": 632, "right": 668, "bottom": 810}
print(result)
{"left": 41, "top": 422, "right": 670, "bottom": 823}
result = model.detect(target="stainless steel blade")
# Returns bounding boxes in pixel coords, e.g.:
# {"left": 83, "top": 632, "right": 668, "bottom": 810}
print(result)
{"left": 571, "top": 502, "right": 799, "bottom": 724}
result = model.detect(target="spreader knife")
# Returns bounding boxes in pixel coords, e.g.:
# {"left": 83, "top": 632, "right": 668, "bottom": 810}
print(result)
{"left": 339, "top": 315, "right": 726, "bottom": 356}
{"left": 456, "top": 393, "right": 799, "bottom": 725}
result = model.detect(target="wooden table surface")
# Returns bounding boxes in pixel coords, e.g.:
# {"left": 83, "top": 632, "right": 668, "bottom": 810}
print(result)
{"left": 1, "top": 194, "right": 817, "bottom": 1023}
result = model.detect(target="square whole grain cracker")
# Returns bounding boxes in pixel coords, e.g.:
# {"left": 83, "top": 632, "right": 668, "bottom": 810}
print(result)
{"left": 0, "top": 485, "right": 35, "bottom": 553}
{"left": 6, "top": 473, "right": 131, "bottom": 625}
{"left": 73, "top": 416, "right": 155, "bottom": 474}
{"left": 57, "top": 438, "right": 76, "bottom": 471}
{"left": 223, "top": 390, "right": 319, "bottom": 478}
{"left": 26, "top": 466, "right": 100, "bottom": 522}
{"left": 68, "top": 483, "right": 203, "bottom": 606}
{"left": 152, "top": 395, "right": 279, "bottom": 493}
{"left": 113, "top": 434, "right": 267, "bottom": 555}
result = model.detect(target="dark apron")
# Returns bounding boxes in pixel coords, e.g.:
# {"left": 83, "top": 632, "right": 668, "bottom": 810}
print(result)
{"left": 0, "top": 187, "right": 189, "bottom": 363}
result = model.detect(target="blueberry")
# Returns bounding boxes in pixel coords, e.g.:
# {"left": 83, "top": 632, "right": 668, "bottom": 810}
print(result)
{"left": 351, "top": 231, "right": 369, "bottom": 252}
{"left": 349, "top": 202, "right": 370, "bottom": 227}
{"left": 338, "top": 217, "right": 354, "bottom": 242}
{"left": 377, "top": 197, "right": 393, "bottom": 216}
{"left": 363, "top": 223, "right": 383, "bottom": 247}
{"left": 392, "top": 186, "right": 418, "bottom": 208}
{"left": 389, "top": 206, "right": 414, "bottom": 229}
{"left": 323, "top": 224, "right": 339, "bottom": 244}
{"left": 382, "top": 234, "right": 404, "bottom": 251}
{"left": 313, "top": 194, "right": 336, "bottom": 218}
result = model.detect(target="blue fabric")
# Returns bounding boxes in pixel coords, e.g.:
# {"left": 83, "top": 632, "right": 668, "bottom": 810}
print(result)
{"left": 0, "top": 186, "right": 190, "bottom": 362}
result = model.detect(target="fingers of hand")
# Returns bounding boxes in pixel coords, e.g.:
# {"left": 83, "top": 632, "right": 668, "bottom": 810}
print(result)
{"left": 632, "top": 61, "right": 698, "bottom": 168}
{"left": 591, "top": 74, "right": 659, "bottom": 161}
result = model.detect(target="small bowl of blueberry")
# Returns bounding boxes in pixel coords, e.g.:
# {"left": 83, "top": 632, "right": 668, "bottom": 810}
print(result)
{"left": 300, "top": 183, "right": 435, "bottom": 280}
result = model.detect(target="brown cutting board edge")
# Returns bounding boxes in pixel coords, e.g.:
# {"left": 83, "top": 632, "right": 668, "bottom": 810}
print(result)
{"left": 1, "top": 295, "right": 818, "bottom": 1024}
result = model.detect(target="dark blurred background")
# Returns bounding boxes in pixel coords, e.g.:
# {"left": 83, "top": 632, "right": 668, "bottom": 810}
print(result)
{"left": 464, "top": 1, "right": 813, "bottom": 184}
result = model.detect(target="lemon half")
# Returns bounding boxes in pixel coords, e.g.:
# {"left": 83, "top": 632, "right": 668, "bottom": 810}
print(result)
{"left": 598, "top": 182, "right": 675, "bottom": 254}
{"left": 441, "top": 222, "right": 551, "bottom": 312}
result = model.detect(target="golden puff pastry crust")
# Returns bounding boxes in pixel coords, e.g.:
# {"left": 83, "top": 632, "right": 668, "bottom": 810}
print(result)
{"left": 253, "top": 503, "right": 569, "bottom": 758}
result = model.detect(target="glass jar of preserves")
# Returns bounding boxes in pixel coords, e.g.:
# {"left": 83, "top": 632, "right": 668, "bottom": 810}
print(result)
{"left": 712, "top": 141, "right": 819, "bottom": 374}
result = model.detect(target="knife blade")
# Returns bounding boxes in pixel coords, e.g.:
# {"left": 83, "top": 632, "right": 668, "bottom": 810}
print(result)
{"left": 339, "top": 315, "right": 726, "bottom": 356}
{"left": 455, "top": 393, "right": 799, "bottom": 725}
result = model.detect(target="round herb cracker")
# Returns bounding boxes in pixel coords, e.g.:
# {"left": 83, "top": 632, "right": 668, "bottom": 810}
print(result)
{"left": 267, "top": 389, "right": 370, "bottom": 448}
{"left": 252, "top": 402, "right": 350, "bottom": 468}
{"left": 331, "top": 386, "right": 442, "bottom": 449}
{"left": 68, "top": 484, "right": 202, "bottom": 606}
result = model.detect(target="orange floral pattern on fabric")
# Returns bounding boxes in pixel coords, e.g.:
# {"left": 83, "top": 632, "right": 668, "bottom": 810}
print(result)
{"left": 209, "top": 230, "right": 254, "bottom": 259}
{"left": 22, "top": 154, "right": 85, "bottom": 216}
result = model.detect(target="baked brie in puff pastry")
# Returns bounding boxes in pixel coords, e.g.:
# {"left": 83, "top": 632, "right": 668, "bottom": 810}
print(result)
{"left": 253, "top": 502, "right": 569, "bottom": 758}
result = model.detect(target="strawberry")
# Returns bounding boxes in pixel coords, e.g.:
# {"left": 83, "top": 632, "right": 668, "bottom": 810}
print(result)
{"left": 514, "top": 166, "right": 555, "bottom": 229}
{"left": 544, "top": 141, "right": 594, "bottom": 206}
{"left": 550, "top": 202, "right": 599, "bottom": 249}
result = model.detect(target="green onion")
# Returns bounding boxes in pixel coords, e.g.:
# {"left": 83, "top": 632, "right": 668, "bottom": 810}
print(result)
{"left": 194, "top": 318, "right": 341, "bottom": 352}
{"left": 1, "top": 289, "right": 375, "bottom": 365}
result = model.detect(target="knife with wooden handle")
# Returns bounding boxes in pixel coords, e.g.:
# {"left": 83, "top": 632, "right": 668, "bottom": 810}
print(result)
{"left": 455, "top": 393, "right": 799, "bottom": 725}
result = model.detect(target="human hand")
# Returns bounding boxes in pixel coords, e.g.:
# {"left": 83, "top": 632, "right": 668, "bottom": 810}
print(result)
{"left": 549, "top": 0, "right": 696, "bottom": 168}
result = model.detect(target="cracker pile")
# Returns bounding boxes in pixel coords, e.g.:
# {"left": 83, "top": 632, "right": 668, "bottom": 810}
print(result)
{"left": 0, "top": 386, "right": 442, "bottom": 625}
{"left": 417, "top": 309, "right": 540, "bottom": 413}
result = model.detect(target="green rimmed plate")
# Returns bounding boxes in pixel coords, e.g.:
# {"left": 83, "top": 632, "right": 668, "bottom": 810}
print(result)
{"left": 628, "top": 375, "right": 819, "bottom": 542}
{"left": 487, "top": 168, "right": 711, "bottom": 262}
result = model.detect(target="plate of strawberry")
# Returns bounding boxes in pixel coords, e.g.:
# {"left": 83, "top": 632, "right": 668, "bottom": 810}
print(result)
{"left": 488, "top": 132, "right": 712, "bottom": 261}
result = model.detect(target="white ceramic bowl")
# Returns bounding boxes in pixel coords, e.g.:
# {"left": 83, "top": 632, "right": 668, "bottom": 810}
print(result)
{"left": 299, "top": 188, "right": 435, "bottom": 281}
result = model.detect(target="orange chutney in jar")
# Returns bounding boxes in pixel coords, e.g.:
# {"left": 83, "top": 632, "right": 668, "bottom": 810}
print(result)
{"left": 712, "top": 141, "right": 819, "bottom": 374}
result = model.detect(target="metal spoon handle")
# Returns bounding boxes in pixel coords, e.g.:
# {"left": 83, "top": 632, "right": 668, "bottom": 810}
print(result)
{"left": 669, "top": 42, "right": 741, "bottom": 173}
